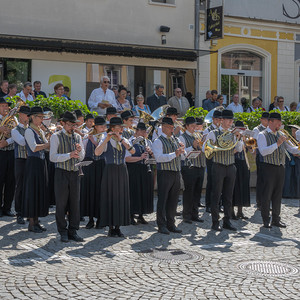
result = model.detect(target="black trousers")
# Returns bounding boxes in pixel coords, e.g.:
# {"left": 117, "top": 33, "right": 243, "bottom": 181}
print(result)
{"left": 14, "top": 158, "right": 26, "bottom": 216}
{"left": 54, "top": 168, "right": 80, "bottom": 235}
{"left": 260, "top": 163, "right": 285, "bottom": 224}
{"left": 205, "top": 158, "right": 213, "bottom": 208}
{"left": 211, "top": 163, "right": 236, "bottom": 223}
{"left": 0, "top": 150, "right": 15, "bottom": 212}
{"left": 156, "top": 170, "right": 180, "bottom": 228}
{"left": 256, "top": 155, "right": 263, "bottom": 208}
{"left": 181, "top": 166, "right": 205, "bottom": 220}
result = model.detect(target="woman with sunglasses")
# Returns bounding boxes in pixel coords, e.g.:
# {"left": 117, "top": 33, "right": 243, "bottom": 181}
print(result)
{"left": 132, "top": 94, "right": 151, "bottom": 116}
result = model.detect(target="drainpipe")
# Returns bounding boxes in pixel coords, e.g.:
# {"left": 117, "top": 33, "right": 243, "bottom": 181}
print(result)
{"left": 194, "top": 0, "right": 200, "bottom": 107}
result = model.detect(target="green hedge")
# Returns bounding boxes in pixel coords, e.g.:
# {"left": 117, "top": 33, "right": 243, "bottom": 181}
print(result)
{"left": 184, "top": 107, "right": 300, "bottom": 130}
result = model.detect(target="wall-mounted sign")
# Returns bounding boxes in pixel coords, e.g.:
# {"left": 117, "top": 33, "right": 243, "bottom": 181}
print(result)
{"left": 205, "top": 5, "right": 224, "bottom": 40}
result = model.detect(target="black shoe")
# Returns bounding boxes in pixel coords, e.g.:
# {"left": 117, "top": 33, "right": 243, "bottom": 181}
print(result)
{"left": 232, "top": 214, "right": 239, "bottom": 220}
{"left": 271, "top": 221, "right": 286, "bottom": 228}
{"left": 36, "top": 223, "right": 47, "bottom": 231}
{"left": 80, "top": 217, "right": 85, "bottom": 222}
{"left": 183, "top": 219, "right": 193, "bottom": 224}
{"left": 237, "top": 213, "right": 249, "bottom": 220}
{"left": 223, "top": 222, "right": 237, "bottom": 231}
{"left": 68, "top": 233, "right": 84, "bottom": 242}
{"left": 137, "top": 216, "right": 148, "bottom": 224}
{"left": 175, "top": 212, "right": 182, "bottom": 216}
{"left": 95, "top": 219, "right": 104, "bottom": 229}
{"left": 17, "top": 216, "right": 25, "bottom": 224}
{"left": 3, "top": 210, "right": 15, "bottom": 217}
{"left": 60, "top": 234, "right": 69, "bottom": 243}
{"left": 158, "top": 227, "right": 170, "bottom": 235}
{"left": 206, "top": 207, "right": 211, "bottom": 213}
{"left": 211, "top": 222, "right": 222, "bottom": 231}
{"left": 115, "top": 228, "right": 125, "bottom": 238}
{"left": 107, "top": 228, "right": 118, "bottom": 237}
{"left": 85, "top": 220, "right": 94, "bottom": 229}
{"left": 263, "top": 222, "right": 272, "bottom": 228}
{"left": 198, "top": 202, "right": 206, "bottom": 207}
{"left": 167, "top": 226, "right": 182, "bottom": 233}
{"left": 28, "top": 225, "right": 43, "bottom": 233}
{"left": 191, "top": 217, "right": 204, "bottom": 223}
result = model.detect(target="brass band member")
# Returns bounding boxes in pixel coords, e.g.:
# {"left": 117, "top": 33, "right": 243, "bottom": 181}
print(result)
{"left": 50, "top": 111, "right": 85, "bottom": 242}
{"left": 203, "top": 110, "right": 222, "bottom": 213}
{"left": 0, "top": 98, "right": 16, "bottom": 217}
{"left": 83, "top": 113, "right": 95, "bottom": 134}
{"left": 252, "top": 112, "right": 269, "bottom": 210}
{"left": 152, "top": 117, "right": 185, "bottom": 234}
{"left": 125, "top": 122, "right": 154, "bottom": 225}
{"left": 95, "top": 117, "right": 135, "bottom": 238}
{"left": 22, "top": 107, "right": 50, "bottom": 233}
{"left": 203, "top": 110, "right": 243, "bottom": 231}
{"left": 179, "top": 117, "right": 205, "bottom": 224}
{"left": 257, "top": 112, "right": 300, "bottom": 228}
{"left": 11, "top": 106, "right": 30, "bottom": 224}
{"left": 121, "top": 110, "right": 135, "bottom": 139}
{"left": 82, "top": 116, "right": 107, "bottom": 229}
{"left": 105, "top": 107, "right": 118, "bottom": 121}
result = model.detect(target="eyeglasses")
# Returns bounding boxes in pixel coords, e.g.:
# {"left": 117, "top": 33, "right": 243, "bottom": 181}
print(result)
{"left": 176, "top": 91, "right": 182, "bottom": 93}
{"left": 278, "top": 101, "right": 284, "bottom": 103}
{"left": 103, "top": 81, "right": 110, "bottom": 84}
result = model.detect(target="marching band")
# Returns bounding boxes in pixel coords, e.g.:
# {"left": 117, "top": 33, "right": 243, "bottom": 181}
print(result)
{"left": 1, "top": 96, "right": 300, "bottom": 242}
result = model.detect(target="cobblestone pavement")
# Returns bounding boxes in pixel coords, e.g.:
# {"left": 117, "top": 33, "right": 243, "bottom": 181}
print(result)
{"left": 0, "top": 193, "right": 299, "bottom": 300}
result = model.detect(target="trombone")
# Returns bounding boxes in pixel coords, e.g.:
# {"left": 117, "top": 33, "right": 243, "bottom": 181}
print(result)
{"left": 279, "top": 128, "right": 300, "bottom": 150}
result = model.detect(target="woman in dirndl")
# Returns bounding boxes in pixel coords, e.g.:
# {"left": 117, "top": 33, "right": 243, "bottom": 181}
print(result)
{"left": 22, "top": 106, "right": 50, "bottom": 233}
{"left": 95, "top": 117, "right": 135, "bottom": 237}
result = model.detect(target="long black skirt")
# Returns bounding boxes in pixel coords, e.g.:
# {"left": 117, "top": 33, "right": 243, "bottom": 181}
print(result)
{"left": 232, "top": 159, "right": 250, "bottom": 207}
{"left": 80, "top": 159, "right": 105, "bottom": 218}
{"left": 22, "top": 156, "right": 49, "bottom": 218}
{"left": 283, "top": 155, "right": 300, "bottom": 198}
{"left": 99, "top": 164, "right": 130, "bottom": 227}
{"left": 127, "top": 163, "right": 154, "bottom": 215}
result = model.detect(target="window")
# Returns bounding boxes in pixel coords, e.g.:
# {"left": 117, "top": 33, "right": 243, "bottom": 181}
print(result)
{"left": 105, "top": 67, "right": 121, "bottom": 89}
{"left": 149, "top": 0, "right": 176, "bottom": 6}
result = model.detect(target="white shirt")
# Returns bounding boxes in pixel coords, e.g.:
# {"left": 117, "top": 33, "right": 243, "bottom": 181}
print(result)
{"left": 202, "top": 126, "right": 243, "bottom": 153}
{"left": 0, "top": 114, "right": 15, "bottom": 145}
{"left": 252, "top": 124, "right": 266, "bottom": 140}
{"left": 152, "top": 132, "right": 185, "bottom": 163}
{"left": 179, "top": 130, "right": 200, "bottom": 161}
{"left": 24, "top": 127, "right": 47, "bottom": 152}
{"left": 275, "top": 106, "right": 289, "bottom": 112}
{"left": 11, "top": 123, "right": 27, "bottom": 146}
{"left": 50, "top": 129, "right": 85, "bottom": 163}
{"left": 88, "top": 87, "right": 118, "bottom": 116}
{"left": 203, "top": 123, "right": 218, "bottom": 137}
{"left": 226, "top": 102, "right": 243, "bottom": 113}
{"left": 97, "top": 135, "right": 131, "bottom": 153}
{"left": 152, "top": 126, "right": 162, "bottom": 141}
{"left": 257, "top": 127, "right": 300, "bottom": 156}
{"left": 17, "top": 91, "right": 34, "bottom": 102}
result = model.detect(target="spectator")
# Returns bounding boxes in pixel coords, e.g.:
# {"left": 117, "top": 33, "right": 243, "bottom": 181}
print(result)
{"left": 247, "top": 98, "right": 260, "bottom": 113}
{"left": 275, "top": 96, "right": 289, "bottom": 112}
{"left": 296, "top": 102, "right": 300, "bottom": 112}
{"left": 240, "top": 97, "right": 248, "bottom": 112}
{"left": 167, "top": 88, "right": 190, "bottom": 117}
{"left": 216, "top": 94, "right": 225, "bottom": 107}
{"left": 226, "top": 94, "right": 243, "bottom": 113}
{"left": 203, "top": 89, "right": 219, "bottom": 111}
{"left": 269, "top": 96, "right": 278, "bottom": 111}
{"left": 33, "top": 81, "right": 47, "bottom": 98}
{"left": 112, "top": 86, "right": 119, "bottom": 99}
{"left": 0, "top": 80, "right": 9, "bottom": 97}
{"left": 146, "top": 84, "right": 167, "bottom": 113}
{"left": 126, "top": 90, "right": 134, "bottom": 108}
{"left": 256, "top": 96, "right": 266, "bottom": 111}
{"left": 185, "top": 92, "right": 194, "bottom": 107}
{"left": 17, "top": 82, "right": 34, "bottom": 102}
{"left": 52, "top": 83, "right": 68, "bottom": 100}
{"left": 5, "top": 84, "right": 17, "bottom": 99}
{"left": 132, "top": 94, "right": 151, "bottom": 116}
{"left": 63, "top": 86, "right": 71, "bottom": 100}
{"left": 290, "top": 102, "right": 297, "bottom": 112}
{"left": 202, "top": 90, "right": 211, "bottom": 107}
{"left": 88, "top": 76, "right": 117, "bottom": 116}
{"left": 116, "top": 87, "right": 131, "bottom": 112}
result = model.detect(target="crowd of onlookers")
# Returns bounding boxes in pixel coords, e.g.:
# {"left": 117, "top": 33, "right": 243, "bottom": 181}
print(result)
{"left": 0, "top": 78, "right": 299, "bottom": 116}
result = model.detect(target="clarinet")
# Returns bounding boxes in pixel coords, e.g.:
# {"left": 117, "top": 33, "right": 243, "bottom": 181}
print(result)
{"left": 71, "top": 131, "right": 84, "bottom": 176}
{"left": 143, "top": 139, "right": 152, "bottom": 173}
{"left": 133, "top": 136, "right": 152, "bottom": 173}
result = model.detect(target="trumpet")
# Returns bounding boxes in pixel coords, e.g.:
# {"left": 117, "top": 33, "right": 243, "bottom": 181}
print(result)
{"left": 174, "top": 119, "right": 186, "bottom": 133}
{"left": 192, "top": 131, "right": 204, "bottom": 148}
{"left": 244, "top": 137, "right": 257, "bottom": 150}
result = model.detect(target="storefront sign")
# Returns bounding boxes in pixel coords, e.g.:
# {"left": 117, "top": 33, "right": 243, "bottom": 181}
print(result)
{"left": 205, "top": 5, "right": 223, "bottom": 40}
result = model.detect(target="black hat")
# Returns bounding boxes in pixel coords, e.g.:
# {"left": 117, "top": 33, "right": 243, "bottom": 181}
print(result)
{"left": 74, "top": 109, "right": 83, "bottom": 118}
{"left": 261, "top": 112, "right": 269, "bottom": 119}
{"left": 196, "top": 117, "right": 204, "bottom": 125}
{"left": 85, "top": 113, "right": 94, "bottom": 121}
{"left": 121, "top": 110, "right": 134, "bottom": 120}
{"left": 94, "top": 116, "right": 106, "bottom": 126}
{"left": 62, "top": 111, "right": 77, "bottom": 123}
{"left": 29, "top": 106, "right": 44, "bottom": 116}
{"left": 58, "top": 113, "right": 64, "bottom": 121}
{"left": 43, "top": 106, "right": 52, "bottom": 112}
{"left": 221, "top": 109, "right": 234, "bottom": 119}
{"left": 166, "top": 107, "right": 179, "bottom": 116}
{"left": 0, "top": 97, "right": 12, "bottom": 106}
{"left": 109, "top": 117, "right": 123, "bottom": 126}
{"left": 161, "top": 117, "right": 174, "bottom": 126}
{"left": 235, "top": 120, "right": 244, "bottom": 127}
{"left": 269, "top": 112, "right": 281, "bottom": 121}
{"left": 212, "top": 110, "right": 222, "bottom": 118}
{"left": 106, "top": 107, "right": 117, "bottom": 115}
{"left": 18, "top": 106, "right": 31, "bottom": 115}
{"left": 184, "top": 116, "right": 196, "bottom": 125}
{"left": 136, "top": 122, "right": 147, "bottom": 131}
